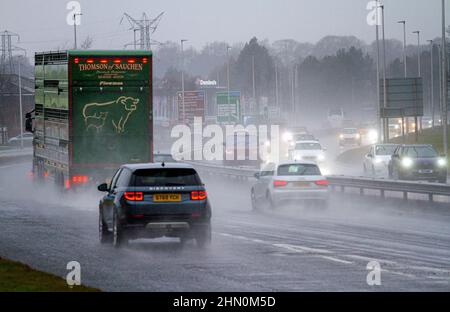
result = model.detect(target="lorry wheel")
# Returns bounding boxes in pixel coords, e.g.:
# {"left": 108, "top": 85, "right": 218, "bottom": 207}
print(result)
{"left": 195, "top": 224, "right": 211, "bottom": 249}
{"left": 112, "top": 211, "right": 126, "bottom": 248}
{"left": 99, "top": 210, "right": 112, "bottom": 244}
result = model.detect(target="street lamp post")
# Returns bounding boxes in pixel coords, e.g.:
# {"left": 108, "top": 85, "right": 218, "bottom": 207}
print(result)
{"left": 398, "top": 20, "right": 408, "bottom": 137}
{"left": 441, "top": 0, "right": 448, "bottom": 157}
{"left": 381, "top": 5, "right": 389, "bottom": 142}
{"left": 181, "top": 39, "right": 188, "bottom": 123}
{"left": 73, "top": 13, "right": 82, "bottom": 49}
{"left": 413, "top": 30, "right": 421, "bottom": 139}
{"left": 227, "top": 46, "right": 231, "bottom": 124}
{"left": 428, "top": 40, "right": 435, "bottom": 128}
{"left": 18, "top": 55, "right": 23, "bottom": 149}
{"left": 375, "top": 0, "right": 382, "bottom": 142}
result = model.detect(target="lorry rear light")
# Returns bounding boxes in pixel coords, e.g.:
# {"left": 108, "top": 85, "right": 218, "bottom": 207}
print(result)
{"left": 113, "top": 59, "right": 121, "bottom": 64}
{"left": 100, "top": 59, "right": 108, "bottom": 63}
{"left": 191, "top": 212, "right": 202, "bottom": 218}
{"left": 72, "top": 175, "right": 89, "bottom": 184}
{"left": 124, "top": 192, "right": 144, "bottom": 201}
{"left": 315, "top": 180, "right": 329, "bottom": 186}
{"left": 142, "top": 58, "right": 148, "bottom": 64}
{"left": 131, "top": 214, "right": 144, "bottom": 219}
{"left": 44, "top": 171, "right": 49, "bottom": 178}
{"left": 273, "top": 180, "right": 287, "bottom": 187}
{"left": 191, "top": 191, "right": 207, "bottom": 200}
{"left": 74, "top": 58, "right": 79, "bottom": 64}
{"left": 86, "top": 59, "right": 94, "bottom": 64}
{"left": 127, "top": 59, "right": 136, "bottom": 63}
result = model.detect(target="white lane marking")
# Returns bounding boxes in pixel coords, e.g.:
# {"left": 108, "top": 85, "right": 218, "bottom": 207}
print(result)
{"left": 317, "top": 255, "right": 353, "bottom": 265}
{"left": 273, "top": 243, "right": 332, "bottom": 254}
{"left": 344, "top": 254, "right": 397, "bottom": 265}
{"left": 218, "top": 232, "right": 450, "bottom": 280}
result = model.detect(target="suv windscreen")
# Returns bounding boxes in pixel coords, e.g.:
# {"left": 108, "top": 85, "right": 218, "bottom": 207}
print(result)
{"left": 375, "top": 145, "right": 397, "bottom": 156}
{"left": 404, "top": 146, "right": 438, "bottom": 158}
{"left": 277, "top": 164, "right": 321, "bottom": 176}
{"left": 133, "top": 168, "right": 202, "bottom": 186}
{"left": 295, "top": 142, "right": 322, "bottom": 150}
{"left": 343, "top": 128, "right": 357, "bottom": 134}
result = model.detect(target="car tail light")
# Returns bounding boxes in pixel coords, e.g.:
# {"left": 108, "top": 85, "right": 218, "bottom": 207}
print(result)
{"left": 124, "top": 192, "right": 144, "bottom": 201}
{"left": 315, "top": 180, "right": 329, "bottom": 186}
{"left": 71, "top": 175, "right": 89, "bottom": 184}
{"left": 191, "top": 191, "right": 207, "bottom": 200}
{"left": 273, "top": 180, "right": 287, "bottom": 187}
{"left": 65, "top": 179, "right": 71, "bottom": 189}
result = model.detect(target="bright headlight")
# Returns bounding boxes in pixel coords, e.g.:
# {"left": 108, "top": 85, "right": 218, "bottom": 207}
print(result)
{"left": 339, "top": 134, "right": 344, "bottom": 139}
{"left": 368, "top": 130, "right": 378, "bottom": 141}
{"left": 318, "top": 154, "right": 325, "bottom": 161}
{"left": 356, "top": 133, "right": 361, "bottom": 139}
{"left": 401, "top": 157, "right": 413, "bottom": 168}
{"left": 374, "top": 157, "right": 383, "bottom": 164}
{"left": 282, "top": 132, "right": 293, "bottom": 142}
{"left": 437, "top": 158, "right": 447, "bottom": 167}
{"left": 265, "top": 140, "right": 271, "bottom": 147}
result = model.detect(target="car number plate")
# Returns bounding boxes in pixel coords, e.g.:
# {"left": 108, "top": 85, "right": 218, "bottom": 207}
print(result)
{"left": 418, "top": 169, "right": 433, "bottom": 174}
{"left": 292, "top": 182, "right": 311, "bottom": 187}
{"left": 153, "top": 194, "right": 181, "bottom": 202}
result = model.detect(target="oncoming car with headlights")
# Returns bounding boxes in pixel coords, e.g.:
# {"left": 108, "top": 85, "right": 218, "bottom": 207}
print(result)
{"left": 363, "top": 144, "right": 398, "bottom": 176}
{"left": 339, "top": 128, "right": 361, "bottom": 147}
{"left": 97, "top": 163, "right": 212, "bottom": 248}
{"left": 290, "top": 141, "right": 326, "bottom": 164}
{"left": 388, "top": 145, "right": 447, "bottom": 183}
{"left": 251, "top": 162, "right": 329, "bottom": 210}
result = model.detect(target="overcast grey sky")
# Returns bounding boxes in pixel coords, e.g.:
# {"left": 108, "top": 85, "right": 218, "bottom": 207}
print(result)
{"left": 0, "top": 0, "right": 447, "bottom": 54}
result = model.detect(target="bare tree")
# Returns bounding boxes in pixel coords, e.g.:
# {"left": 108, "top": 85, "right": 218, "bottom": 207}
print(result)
{"left": 80, "top": 36, "right": 94, "bottom": 50}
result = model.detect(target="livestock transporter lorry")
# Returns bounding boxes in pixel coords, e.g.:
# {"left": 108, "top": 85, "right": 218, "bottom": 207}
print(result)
{"left": 26, "top": 50, "right": 153, "bottom": 190}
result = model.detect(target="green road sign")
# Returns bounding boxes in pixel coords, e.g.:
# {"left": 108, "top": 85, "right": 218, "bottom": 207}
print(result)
{"left": 380, "top": 78, "right": 423, "bottom": 118}
{"left": 216, "top": 91, "right": 241, "bottom": 123}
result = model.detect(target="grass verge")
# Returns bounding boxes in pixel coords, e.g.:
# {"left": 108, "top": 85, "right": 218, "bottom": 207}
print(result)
{"left": 0, "top": 257, "right": 99, "bottom": 292}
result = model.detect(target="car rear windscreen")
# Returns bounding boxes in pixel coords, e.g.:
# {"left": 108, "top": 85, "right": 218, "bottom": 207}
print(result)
{"left": 277, "top": 164, "right": 321, "bottom": 176}
{"left": 133, "top": 168, "right": 201, "bottom": 186}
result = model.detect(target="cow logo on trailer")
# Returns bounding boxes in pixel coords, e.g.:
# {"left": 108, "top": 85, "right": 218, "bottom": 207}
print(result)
{"left": 82, "top": 96, "right": 139, "bottom": 133}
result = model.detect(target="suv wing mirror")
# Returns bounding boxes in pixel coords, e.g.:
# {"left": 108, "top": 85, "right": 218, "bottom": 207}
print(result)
{"left": 97, "top": 183, "right": 109, "bottom": 192}
{"left": 254, "top": 172, "right": 260, "bottom": 179}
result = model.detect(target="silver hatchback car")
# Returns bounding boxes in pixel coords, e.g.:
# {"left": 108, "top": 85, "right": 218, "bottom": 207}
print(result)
{"left": 251, "top": 162, "right": 329, "bottom": 210}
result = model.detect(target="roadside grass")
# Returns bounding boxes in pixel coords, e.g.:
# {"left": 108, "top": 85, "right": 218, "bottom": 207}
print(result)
{"left": 337, "top": 127, "right": 450, "bottom": 165}
{"left": 0, "top": 257, "right": 100, "bottom": 292}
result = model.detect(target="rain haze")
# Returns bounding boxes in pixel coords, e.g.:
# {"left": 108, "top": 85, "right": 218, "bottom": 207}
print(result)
{"left": 0, "top": 0, "right": 446, "bottom": 52}
{"left": 0, "top": 0, "right": 450, "bottom": 298}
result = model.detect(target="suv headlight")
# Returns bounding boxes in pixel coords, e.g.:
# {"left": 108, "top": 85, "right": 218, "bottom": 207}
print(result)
{"left": 401, "top": 157, "right": 413, "bottom": 168}
{"left": 318, "top": 154, "right": 325, "bottom": 161}
{"left": 282, "top": 132, "right": 293, "bottom": 142}
{"left": 437, "top": 158, "right": 447, "bottom": 167}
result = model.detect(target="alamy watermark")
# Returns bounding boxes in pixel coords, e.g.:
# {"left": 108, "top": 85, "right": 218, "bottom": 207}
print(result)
{"left": 366, "top": 260, "right": 382, "bottom": 286}
{"left": 66, "top": 261, "right": 81, "bottom": 287}
{"left": 170, "top": 117, "right": 280, "bottom": 164}
{"left": 66, "top": 1, "right": 82, "bottom": 26}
